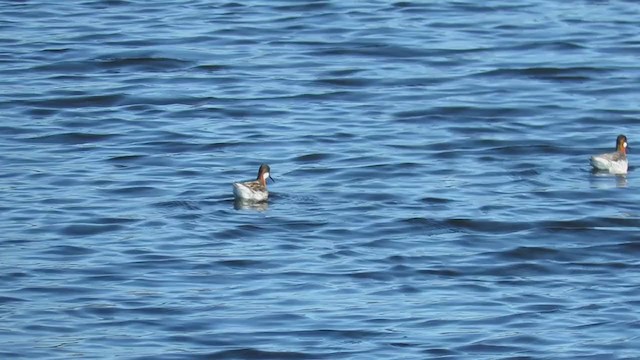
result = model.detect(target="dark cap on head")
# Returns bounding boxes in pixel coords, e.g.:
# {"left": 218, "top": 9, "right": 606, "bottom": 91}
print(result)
{"left": 616, "top": 134, "right": 628, "bottom": 153}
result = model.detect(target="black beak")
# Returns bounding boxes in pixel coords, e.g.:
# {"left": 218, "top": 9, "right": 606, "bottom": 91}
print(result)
{"left": 269, "top": 174, "right": 275, "bottom": 183}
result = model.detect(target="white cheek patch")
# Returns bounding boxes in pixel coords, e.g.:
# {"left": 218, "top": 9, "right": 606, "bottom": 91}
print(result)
{"left": 624, "top": 142, "right": 628, "bottom": 148}
{"left": 263, "top": 172, "right": 270, "bottom": 179}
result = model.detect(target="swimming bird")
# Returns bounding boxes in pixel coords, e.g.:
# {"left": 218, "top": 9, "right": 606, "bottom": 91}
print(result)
{"left": 233, "top": 164, "right": 274, "bottom": 202}
{"left": 590, "top": 134, "right": 628, "bottom": 174}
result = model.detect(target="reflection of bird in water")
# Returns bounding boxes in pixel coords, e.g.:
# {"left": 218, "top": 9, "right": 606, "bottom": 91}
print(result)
{"left": 234, "top": 199, "right": 269, "bottom": 211}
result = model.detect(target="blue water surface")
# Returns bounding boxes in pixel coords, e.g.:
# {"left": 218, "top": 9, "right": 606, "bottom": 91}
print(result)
{"left": 1, "top": 1, "right": 640, "bottom": 359}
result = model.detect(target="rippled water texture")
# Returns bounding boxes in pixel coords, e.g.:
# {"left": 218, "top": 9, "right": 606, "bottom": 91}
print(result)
{"left": 2, "top": 1, "right": 640, "bottom": 359}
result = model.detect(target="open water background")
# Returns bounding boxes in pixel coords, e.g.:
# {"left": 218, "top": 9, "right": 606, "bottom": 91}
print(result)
{"left": 2, "top": 1, "right": 640, "bottom": 358}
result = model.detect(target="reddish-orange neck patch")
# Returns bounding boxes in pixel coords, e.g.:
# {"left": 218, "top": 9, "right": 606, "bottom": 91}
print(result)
{"left": 618, "top": 142, "right": 627, "bottom": 154}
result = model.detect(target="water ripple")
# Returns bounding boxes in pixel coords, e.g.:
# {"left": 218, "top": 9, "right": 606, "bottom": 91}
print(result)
{"left": 2, "top": 0, "right": 640, "bottom": 359}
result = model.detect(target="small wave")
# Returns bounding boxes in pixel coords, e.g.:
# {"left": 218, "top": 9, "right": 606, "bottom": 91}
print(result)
{"left": 59, "top": 224, "right": 123, "bottom": 236}
{"left": 94, "top": 55, "right": 193, "bottom": 72}
{"left": 293, "top": 153, "right": 335, "bottom": 162}
{"left": 43, "top": 245, "right": 95, "bottom": 256}
{"left": 446, "top": 218, "right": 532, "bottom": 234}
{"left": 27, "top": 94, "right": 126, "bottom": 108}
{"left": 26, "top": 132, "right": 115, "bottom": 144}
{"left": 475, "top": 66, "right": 609, "bottom": 82}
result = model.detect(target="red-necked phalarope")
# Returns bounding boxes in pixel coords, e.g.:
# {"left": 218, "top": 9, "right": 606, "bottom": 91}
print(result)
{"left": 590, "top": 134, "right": 628, "bottom": 174}
{"left": 233, "top": 164, "right": 274, "bottom": 202}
